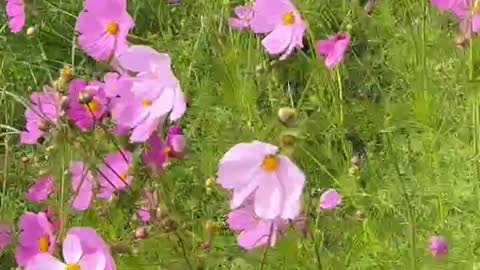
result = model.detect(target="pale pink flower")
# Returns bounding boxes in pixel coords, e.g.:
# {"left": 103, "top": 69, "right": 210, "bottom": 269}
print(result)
{"left": 229, "top": 6, "right": 254, "bottom": 30}
{"left": 67, "top": 227, "right": 116, "bottom": 270}
{"left": 26, "top": 234, "right": 105, "bottom": 270}
{"left": 315, "top": 33, "right": 350, "bottom": 68}
{"left": 15, "top": 212, "right": 55, "bottom": 267}
{"left": 137, "top": 190, "right": 160, "bottom": 223}
{"left": 319, "top": 189, "right": 341, "bottom": 210}
{"left": 75, "top": 0, "right": 134, "bottom": 61}
{"left": 114, "top": 45, "right": 186, "bottom": 143}
{"left": 97, "top": 150, "right": 133, "bottom": 200}
{"left": 250, "top": 0, "right": 307, "bottom": 59}
{"left": 217, "top": 141, "right": 305, "bottom": 219}
{"left": 21, "top": 86, "right": 61, "bottom": 145}
{"left": 227, "top": 201, "right": 288, "bottom": 250}
{"left": 25, "top": 176, "right": 54, "bottom": 202}
{"left": 70, "top": 161, "right": 94, "bottom": 211}
{"left": 5, "top": 0, "right": 25, "bottom": 33}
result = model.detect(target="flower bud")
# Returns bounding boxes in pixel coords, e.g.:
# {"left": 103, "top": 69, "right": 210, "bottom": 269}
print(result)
{"left": 37, "top": 121, "right": 50, "bottom": 132}
{"left": 201, "top": 241, "right": 210, "bottom": 252}
{"left": 429, "top": 236, "right": 448, "bottom": 257}
{"left": 78, "top": 91, "right": 93, "bottom": 105}
{"left": 277, "top": 107, "right": 296, "bottom": 126}
{"left": 351, "top": 155, "right": 360, "bottom": 167}
{"left": 26, "top": 27, "right": 36, "bottom": 35}
{"left": 280, "top": 134, "right": 297, "bottom": 147}
{"left": 60, "top": 66, "right": 74, "bottom": 82}
{"left": 205, "top": 178, "right": 214, "bottom": 187}
{"left": 355, "top": 210, "right": 365, "bottom": 222}
{"left": 60, "top": 95, "right": 70, "bottom": 110}
{"left": 205, "top": 220, "right": 217, "bottom": 233}
{"left": 134, "top": 227, "right": 148, "bottom": 239}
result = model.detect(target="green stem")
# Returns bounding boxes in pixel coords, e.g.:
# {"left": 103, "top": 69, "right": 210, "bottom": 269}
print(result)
{"left": 385, "top": 133, "right": 416, "bottom": 270}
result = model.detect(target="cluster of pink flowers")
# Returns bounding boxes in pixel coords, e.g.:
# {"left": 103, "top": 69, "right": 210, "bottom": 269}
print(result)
{"left": 229, "top": 0, "right": 350, "bottom": 67}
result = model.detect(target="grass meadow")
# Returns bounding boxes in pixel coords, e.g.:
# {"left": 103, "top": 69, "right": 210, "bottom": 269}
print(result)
{"left": 1, "top": 0, "right": 480, "bottom": 269}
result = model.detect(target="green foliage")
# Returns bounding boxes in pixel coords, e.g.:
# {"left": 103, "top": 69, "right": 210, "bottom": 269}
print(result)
{"left": 2, "top": 0, "right": 480, "bottom": 269}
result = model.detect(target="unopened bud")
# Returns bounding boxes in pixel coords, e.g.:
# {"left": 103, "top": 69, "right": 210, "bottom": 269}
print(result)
{"left": 205, "top": 220, "right": 217, "bottom": 233}
{"left": 348, "top": 165, "right": 359, "bottom": 176}
{"left": 280, "top": 134, "right": 297, "bottom": 147}
{"left": 155, "top": 207, "right": 163, "bottom": 220}
{"left": 351, "top": 155, "right": 360, "bottom": 167}
{"left": 45, "top": 145, "right": 55, "bottom": 152}
{"left": 21, "top": 156, "right": 31, "bottom": 164}
{"left": 60, "top": 66, "right": 74, "bottom": 82}
{"left": 201, "top": 241, "right": 210, "bottom": 252}
{"left": 355, "top": 210, "right": 365, "bottom": 222}
{"left": 205, "top": 178, "right": 214, "bottom": 187}
{"left": 134, "top": 227, "right": 148, "bottom": 239}
{"left": 78, "top": 91, "right": 93, "bottom": 105}
{"left": 277, "top": 107, "right": 297, "bottom": 126}
{"left": 26, "top": 27, "right": 36, "bottom": 35}
{"left": 60, "top": 96, "right": 70, "bottom": 110}
{"left": 456, "top": 36, "right": 468, "bottom": 48}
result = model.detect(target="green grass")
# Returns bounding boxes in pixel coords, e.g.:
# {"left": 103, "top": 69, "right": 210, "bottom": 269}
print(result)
{"left": 2, "top": 0, "right": 480, "bottom": 269}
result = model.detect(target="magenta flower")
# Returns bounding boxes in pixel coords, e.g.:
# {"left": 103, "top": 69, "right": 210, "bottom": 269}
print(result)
{"left": 15, "top": 212, "right": 55, "bottom": 267}
{"left": 26, "top": 234, "right": 105, "bottom": 270}
{"left": 227, "top": 202, "right": 288, "bottom": 250}
{"left": 142, "top": 125, "right": 186, "bottom": 171}
{"left": 0, "top": 224, "right": 11, "bottom": 250}
{"left": 70, "top": 161, "right": 94, "bottom": 211}
{"left": 315, "top": 33, "right": 351, "bottom": 68}
{"left": 218, "top": 141, "right": 305, "bottom": 219}
{"left": 97, "top": 150, "right": 133, "bottom": 200}
{"left": 21, "top": 86, "right": 61, "bottom": 145}
{"left": 451, "top": 0, "right": 480, "bottom": 33}
{"left": 5, "top": 0, "right": 25, "bottom": 33}
{"left": 114, "top": 46, "right": 186, "bottom": 143}
{"left": 229, "top": 6, "right": 254, "bottom": 30}
{"left": 429, "top": 236, "right": 448, "bottom": 257}
{"left": 67, "top": 227, "right": 116, "bottom": 270}
{"left": 137, "top": 190, "right": 160, "bottom": 223}
{"left": 25, "top": 176, "right": 54, "bottom": 202}
{"left": 250, "top": 0, "right": 307, "bottom": 59}
{"left": 75, "top": 0, "right": 134, "bottom": 61}
{"left": 319, "top": 189, "right": 341, "bottom": 210}
{"left": 67, "top": 79, "right": 108, "bottom": 131}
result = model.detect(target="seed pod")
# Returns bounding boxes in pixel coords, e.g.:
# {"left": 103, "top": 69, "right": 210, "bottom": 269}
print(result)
{"left": 78, "top": 91, "right": 93, "bottom": 105}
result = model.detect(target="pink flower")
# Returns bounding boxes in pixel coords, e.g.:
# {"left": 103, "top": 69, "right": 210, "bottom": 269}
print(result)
{"left": 137, "top": 190, "right": 160, "bottom": 223}
{"left": 15, "top": 212, "right": 55, "bottom": 267}
{"left": 21, "top": 86, "right": 61, "bottom": 145}
{"left": 250, "top": 0, "right": 306, "bottom": 59}
{"left": 67, "top": 79, "right": 108, "bottom": 131}
{"left": 75, "top": 0, "right": 134, "bottom": 61}
{"left": 217, "top": 141, "right": 305, "bottom": 219}
{"left": 0, "top": 224, "right": 11, "bottom": 250}
{"left": 102, "top": 72, "right": 133, "bottom": 99}
{"left": 114, "top": 46, "right": 186, "bottom": 143}
{"left": 142, "top": 125, "right": 186, "bottom": 171}
{"left": 67, "top": 227, "right": 116, "bottom": 270}
{"left": 25, "top": 176, "right": 54, "bottom": 202}
{"left": 229, "top": 6, "right": 254, "bottom": 30}
{"left": 315, "top": 33, "right": 350, "bottom": 68}
{"left": 319, "top": 189, "right": 341, "bottom": 210}
{"left": 26, "top": 234, "right": 105, "bottom": 270}
{"left": 227, "top": 202, "right": 288, "bottom": 250}
{"left": 70, "top": 161, "right": 94, "bottom": 211}
{"left": 429, "top": 236, "right": 448, "bottom": 257}
{"left": 5, "top": 0, "right": 25, "bottom": 33}
{"left": 451, "top": 0, "right": 480, "bottom": 33}
{"left": 97, "top": 150, "right": 133, "bottom": 200}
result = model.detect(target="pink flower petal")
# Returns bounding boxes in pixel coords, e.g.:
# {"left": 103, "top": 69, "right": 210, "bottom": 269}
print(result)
{"left": 25, "top": 253, "right": 64, "bottom": 270}
{"left": 319, "top": 189, "right": 341, "bottom": 210}
{"left": 25, "top": 176, "right": 54, "bottom": 202}
{"left": 62, "top": 234, "right": 83, "bottom": 264}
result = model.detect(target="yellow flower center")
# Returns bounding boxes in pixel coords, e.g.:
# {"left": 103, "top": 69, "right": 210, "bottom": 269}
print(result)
{"left": 474, "top": 0, "right": 480, "bottom": 13}
{"left": 119, "top": 172, "right": 127, "bottom": 181}
{"left": 164, "top": 147, "right": 172, "bottom": 155}
{"left": 38, "top": 235, "right": 50, "bottom": 252}
{"left": 106, "top": 22, "right": 119, "bottom": 35}
{"left": 142, "top": 100, "right": 152, "bottom": 107}
{"left": 282, "top": 12, "right": 295, "bottom": 25}
{"left": 65, "top": 264, "right": 81, "bottom": 270}
{"left": 262, "top": 155, "right": 279, "bottom": 172}
{"left": 84, "top": 99, "right": 101, "bottom": 113}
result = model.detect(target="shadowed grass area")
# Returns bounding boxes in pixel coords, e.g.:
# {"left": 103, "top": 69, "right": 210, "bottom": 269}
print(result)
{"left": 1, "top": 0, "right": 480, "bottom": 269}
